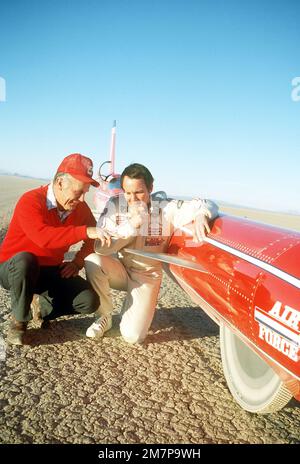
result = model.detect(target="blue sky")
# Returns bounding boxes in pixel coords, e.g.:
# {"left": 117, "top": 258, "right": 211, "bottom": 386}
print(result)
{"left": 0, "top": 0, "right": 299, "bottom": 212}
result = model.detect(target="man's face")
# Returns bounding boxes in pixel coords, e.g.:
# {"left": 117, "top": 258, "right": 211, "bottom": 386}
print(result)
{"left": 56, "top": 175, "right": 90, "bottom": 211}
{"left": 122, "top": 176, "right": 153, "bottom": 207}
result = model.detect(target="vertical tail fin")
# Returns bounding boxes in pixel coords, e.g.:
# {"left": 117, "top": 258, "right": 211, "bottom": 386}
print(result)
{"left": 110, "top": 120, "right": 117, "bottom": 175}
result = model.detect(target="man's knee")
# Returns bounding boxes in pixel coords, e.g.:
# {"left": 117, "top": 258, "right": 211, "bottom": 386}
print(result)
{"left": 11, "top": 252, "right": 39, "bottom": 276}
{"left": 84, "top": 253, "right": 103, "bottom": 277}
{"left": 85, "top": 253, "right": 102, "bottom": 268}
{"left": 119, "top": 321, "right": 146, "bottom": 344}
{"left": 75, "top": 288, "right": 100, "bottom": 314}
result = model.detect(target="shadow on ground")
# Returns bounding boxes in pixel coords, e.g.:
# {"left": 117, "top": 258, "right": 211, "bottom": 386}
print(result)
{"left": 23, "top": 316, "right": 95, "bottom": 346}
{"left": 20, "top": 304, "right": 219, "bottom": 347}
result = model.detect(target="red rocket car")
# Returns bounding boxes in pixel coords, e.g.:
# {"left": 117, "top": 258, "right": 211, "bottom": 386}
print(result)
{"left": 164, "top": 214, "right": 300, "bottom": 414}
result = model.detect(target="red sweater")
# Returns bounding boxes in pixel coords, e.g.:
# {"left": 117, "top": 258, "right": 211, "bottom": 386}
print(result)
{"left": 0, "top": 185, "right": 96, "bottom": 267}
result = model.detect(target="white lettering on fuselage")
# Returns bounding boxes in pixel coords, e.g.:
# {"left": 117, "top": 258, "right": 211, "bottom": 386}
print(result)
{"left": 258, "top": 324, "right": 298, "bottom": 362}
{"left": 255, "top": 301, "right": 300, "bottom": 362}
{"left": 269, "top": 301, "right": 300, "bottom": 331}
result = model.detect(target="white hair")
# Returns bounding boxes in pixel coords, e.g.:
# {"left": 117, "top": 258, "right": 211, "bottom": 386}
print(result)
{"left": 53, "top": 172, "right": 72, "bottom": 185}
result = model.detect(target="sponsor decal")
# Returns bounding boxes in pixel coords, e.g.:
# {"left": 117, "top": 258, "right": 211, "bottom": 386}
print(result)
{"left": 145, "top": 212, "right": 164, "bottom": 246}
{"left": 148, "top": 209, "right": 163, "bottom": 236}
{"left": 115, "top": 214, "right": 128, "bottom": 226}
{"left": 145, "top": 237, "right": 165, "bottom": 247}
{"left": 255, "top": 301, "right": 300, "bottom": 362}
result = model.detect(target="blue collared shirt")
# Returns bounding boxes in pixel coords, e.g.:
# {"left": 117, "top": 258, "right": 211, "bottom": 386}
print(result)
{"left": 46, "top": 183, "right": 72, "bottom": 222}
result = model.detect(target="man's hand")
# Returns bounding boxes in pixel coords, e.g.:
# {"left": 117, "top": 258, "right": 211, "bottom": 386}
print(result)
{"left": 60, "top": 261, "right": 80, "bottom": 278}
{"left": 87, "top": 227, "right": 112, "bottom": 247}
{"left": 193, "top": 214, "right": 211, "bottom": 242}
{"left": 127, "top": 202, "right": 148, "bottom": 230}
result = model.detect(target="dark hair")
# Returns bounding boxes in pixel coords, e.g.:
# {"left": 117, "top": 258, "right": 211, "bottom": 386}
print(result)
{"left": 121, "top": 163, "right": 154, "bottom": 191}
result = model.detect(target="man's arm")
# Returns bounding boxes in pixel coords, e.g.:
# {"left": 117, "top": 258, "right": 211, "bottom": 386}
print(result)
{"left": 17, "top": 192, "right": 89, "bottom": 249}
{"left": 72, "top": 204, "right": 97, "bottom": 270}
{"left": 193, "top": 199, "right": 219, "bottom": 241}
{"left": 197, "top": 199, "right": 219, "bottom": 221}
{"left": 93, "top": 198, "right": 137, "bottom": 255}
{"left": 94, "top": 236, "right": 134, "bottom": 256}
{"left": 164, "top": 198, "right": 219, "bottom": 241}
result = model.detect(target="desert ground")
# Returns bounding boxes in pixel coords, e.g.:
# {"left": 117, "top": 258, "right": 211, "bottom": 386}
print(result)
{"left": 0, "top": 175, "right": 299, "bottom": 444}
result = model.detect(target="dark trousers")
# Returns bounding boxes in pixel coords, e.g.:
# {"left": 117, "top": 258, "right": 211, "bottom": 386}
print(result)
{"left": 0, "top": 252, "right": 100, "bottom": 322}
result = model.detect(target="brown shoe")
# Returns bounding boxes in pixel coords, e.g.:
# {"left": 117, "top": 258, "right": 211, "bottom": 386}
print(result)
{"left": 31, "top": 294, "right": 50, "bottom": 329}
{"left": 7, "top": 316, "right": 28, "bottom": 345}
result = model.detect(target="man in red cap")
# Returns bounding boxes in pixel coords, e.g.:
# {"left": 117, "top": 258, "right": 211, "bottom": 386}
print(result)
{"left": 0, "top": 153, "right": 111, "bottom": 345}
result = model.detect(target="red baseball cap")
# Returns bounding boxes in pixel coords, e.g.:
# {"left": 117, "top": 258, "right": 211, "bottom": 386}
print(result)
{"left": 56, "top": 153, "right": 99, "bottom": 187}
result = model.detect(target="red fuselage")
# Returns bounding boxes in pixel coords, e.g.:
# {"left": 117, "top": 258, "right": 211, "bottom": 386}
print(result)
{"left": 168, "top": 215, "right": 300, "bottom": 399}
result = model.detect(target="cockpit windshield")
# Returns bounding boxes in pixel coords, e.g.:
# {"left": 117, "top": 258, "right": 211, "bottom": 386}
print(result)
{"left": 108, "top": 176, "right": 121, "bottom": 191}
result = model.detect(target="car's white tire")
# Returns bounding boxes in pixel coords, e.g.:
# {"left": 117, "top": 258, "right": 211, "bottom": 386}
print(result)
{"left": 220, "top": 324, "right": 292, "bottom": 414}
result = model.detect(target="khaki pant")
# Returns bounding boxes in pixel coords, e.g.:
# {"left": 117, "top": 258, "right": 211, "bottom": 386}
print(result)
{"left": 85, "top": 253, "right": 161, "bottom": 343}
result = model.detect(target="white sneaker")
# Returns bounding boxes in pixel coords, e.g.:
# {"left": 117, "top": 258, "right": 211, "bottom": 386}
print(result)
{"left": 86, "top": 315, "right": 112, "bottom": 339}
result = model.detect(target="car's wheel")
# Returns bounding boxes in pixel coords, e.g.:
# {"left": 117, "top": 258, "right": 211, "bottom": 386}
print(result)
{"left": 220, "top": 324, "right": 292, "bottom": 414}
